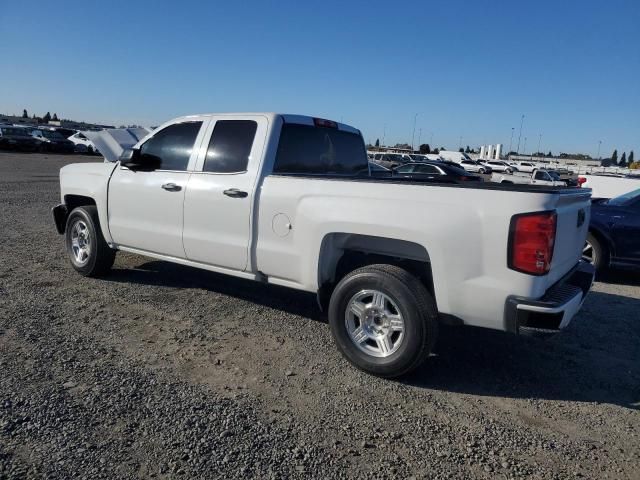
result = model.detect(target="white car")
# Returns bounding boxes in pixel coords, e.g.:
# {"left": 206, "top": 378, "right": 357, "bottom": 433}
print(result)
{"left": 480, "top": 160, "right": 514, "bottom": 173}
{"left": 492, "top": 169, "right": 567, "bottom": 186}
{"left": 459, "top": 159, "right": 492, "bottom": 174}
{"left": 68, "top": 132, "right": 98, "bottom": 154}
{"left": 53, "top": 112, "right": 594, "bottom": 378}
{"left": 510, "top": 161, "right": 539, "bottom": 173}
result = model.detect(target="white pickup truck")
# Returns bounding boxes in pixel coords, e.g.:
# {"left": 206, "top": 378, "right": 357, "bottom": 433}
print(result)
{"left": 53, "top": 113, "right": 595, "bottom": 377}
{"left": 492, "top": 169, "right": 567, "bottom": 186}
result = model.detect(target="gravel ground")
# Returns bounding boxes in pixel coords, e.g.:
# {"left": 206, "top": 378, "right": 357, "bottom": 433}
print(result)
{"left": 1, "top": 152, "right": 638, "bottom": 479}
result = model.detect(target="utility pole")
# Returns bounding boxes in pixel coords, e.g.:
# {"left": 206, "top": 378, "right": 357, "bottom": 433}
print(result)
{"left": 523, "top": 136, "right": 527, "bottom": 156}
{"left": 418, "top": 128, "right": 422, "bottom": 149}
{"left": 382, "top": 124, "right": 386, "bottom": 147}
{"left": 516, "top": 114, "right": 525, "bottom": 154}
{"left": 509, "top": 127, "right": 514, "bottom": 154}
{"left": 411, "top": 113, "right": 418, "bottom": 151}
{"left": 597, "top": 140, "right": 602, "bottom": 160}
{"left": 537, "top": 133, "right": 542, "bottom": 161}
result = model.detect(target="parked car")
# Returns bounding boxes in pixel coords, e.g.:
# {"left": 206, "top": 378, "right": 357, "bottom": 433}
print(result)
{"left": 393, "top": 161, "right": 481, "bottom": 183}
{"left": 68, "top": 131, "right": 98, "bottom": 154}
{"left": 370, "top": 152, "right": 408, "bottom": 169}
{"left": 492, "top": 169, "right": 567, "bottom": 186}
{"left": 30, "top": 129, "right": 75, "bottom": 153}
{"left": 481, "top": 160, "right": 514, "bottom": 173}
{"left": 0, "top": 126, "right": 41, "bottom": 151}
{"left": 509, "top": 161, "right": 539, "bottom": 173}
{"left": 438, "top": 150, "right": 473, "bottom": 164}
{"left": 459, "top": 159, "right": 492, "bottom": 174}
{"left": 583, "top": 188, "right": 640, "bottom": 271}
{"left": 578, "top": 173, "right": 640, "bottom": 199}
{"left": 368, "top": 161, "right": 392, "bottom": 177}
{"left": 53, "top": 112, "right": 594, "bottom": 378}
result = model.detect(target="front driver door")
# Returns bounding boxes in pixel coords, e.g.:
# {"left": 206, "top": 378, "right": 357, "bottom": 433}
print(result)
{"left": 108, "top": 119, "right": 207, "bottom": 258}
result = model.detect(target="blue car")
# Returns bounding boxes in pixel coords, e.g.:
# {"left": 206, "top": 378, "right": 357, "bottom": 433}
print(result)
{"left": 584, "top": 188, "right": 640, "bottom": 271}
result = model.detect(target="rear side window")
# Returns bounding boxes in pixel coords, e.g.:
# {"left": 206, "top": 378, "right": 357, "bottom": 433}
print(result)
{"left": 273, "top": 124, "right": 368, "bottom": 175}
{"left": 203, "top": 120, "right": 257, "bottom": 173}
{"left": 140, "top": 121, "right": 202, "bottom": 171}
{"left": 415, "top": 164, "right": 440, "bottom": 174}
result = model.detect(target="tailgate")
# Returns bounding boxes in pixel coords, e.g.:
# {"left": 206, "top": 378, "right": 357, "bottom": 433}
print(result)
{"left": 547, "top": 190, "right": 592, "bottom": 285}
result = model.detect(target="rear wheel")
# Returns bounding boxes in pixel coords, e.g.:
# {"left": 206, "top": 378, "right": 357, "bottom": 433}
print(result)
{"left": 328, "top": 264, "right": 438, "bottom": 378}
{"left": 582, "top": 233, "right": 608, "bottom": 272}
{"left": 65, "top": 206, "right": 115, "bottom": 277}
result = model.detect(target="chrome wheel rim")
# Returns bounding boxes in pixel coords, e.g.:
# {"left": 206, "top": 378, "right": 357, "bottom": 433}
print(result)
{"left": 344, "top": 290, "right": 405, "bottom": 358}
{"left": 582, "top": 240, "right": 595, "bottom": 265}
{"left": 70, "top": 220, "right": 91, "bottom": 266}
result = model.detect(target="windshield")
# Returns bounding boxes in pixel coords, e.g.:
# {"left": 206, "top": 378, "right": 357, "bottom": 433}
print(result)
{"left": 607, "top": 188, "right": 640, "bottom": 206}
{"left": 386, "top": 154, "right": 405, "bottom": 162}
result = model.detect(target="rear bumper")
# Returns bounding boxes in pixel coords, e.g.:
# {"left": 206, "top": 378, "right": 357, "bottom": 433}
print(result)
{"left": 505, "top": 262, "right": 595, "bottom": 336}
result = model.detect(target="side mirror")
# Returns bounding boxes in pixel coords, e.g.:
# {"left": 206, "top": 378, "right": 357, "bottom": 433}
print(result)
{"left": 119, "top": 148, "right": 140, "bottom": 165}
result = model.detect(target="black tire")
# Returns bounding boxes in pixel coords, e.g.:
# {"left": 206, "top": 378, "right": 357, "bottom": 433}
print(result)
{"left": 479, "top": 168, "right": 486, "bottom": 174}
{"left": 65, "top": 206, "right": 115, "bottom": 277}
{"left": 328, "top": 264, "right": 438, "bottom": 378}
{"left": 584, "top": 232, "right": 608, "bottom": 272}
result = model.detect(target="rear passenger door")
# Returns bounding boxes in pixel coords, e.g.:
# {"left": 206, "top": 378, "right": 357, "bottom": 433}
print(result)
{"left": 182, "top": 115, "right": 268, "bottom": 271}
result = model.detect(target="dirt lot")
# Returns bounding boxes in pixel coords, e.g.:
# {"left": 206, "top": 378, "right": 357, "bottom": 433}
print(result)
{"left": 1, "top": 152, "right": 638, "bottom": 479}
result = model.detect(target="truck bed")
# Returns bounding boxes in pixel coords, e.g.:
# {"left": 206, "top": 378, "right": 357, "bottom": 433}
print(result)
{"left": 272, "top": 173, "right": 587, "bottom": 195}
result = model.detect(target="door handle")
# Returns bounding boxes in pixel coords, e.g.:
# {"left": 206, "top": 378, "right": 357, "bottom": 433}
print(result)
{"left": 161, "top": 183, "right": 182, "bottom": 192}
{"left": 223, "top": 188, "right": 248, "bottom": 198}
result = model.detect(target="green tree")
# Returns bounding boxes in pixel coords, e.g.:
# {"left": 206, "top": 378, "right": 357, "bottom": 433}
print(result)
{"left": 52, "top": 113, "right": 59, "bottom": 121}
{"left": 43, "top": 112, "right": 51, "bottom": 123}
{"left": 619, "top": 152, "right": 627, "bottom": 167}
{"left": 611, "top": 149, "right": 618, "bottom": 164}
{"left": 628, "top": 151, "right": 634, "bottom": 164}
{"left": 432, "top": 147, "right": 439, "bottom": 154}
{"left": 465, "top": 145, "right": 471, "bottom": 153}
{"left": 458, "top": 147, "right": 464, "bottom": 153}
{"left": 22, "top": 109, "right": 28, "bottom": 118}
{"left": 547, "top": 151, "right": 553, "bottom": 157}
{"left": 419, "top": 144, "right": 431, "bottom": 154}
{"left": 375, "top": 138, "right": 380, "bottom": 147}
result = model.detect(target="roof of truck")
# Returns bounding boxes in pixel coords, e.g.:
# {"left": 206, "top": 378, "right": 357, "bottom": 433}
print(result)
{"left": 168, "top": 113, "right": 360, "bottom": 134}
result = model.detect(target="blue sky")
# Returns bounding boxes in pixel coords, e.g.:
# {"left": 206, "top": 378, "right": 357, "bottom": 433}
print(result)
{"left": 1, "top": 0, "right": 638, "bottom": 156}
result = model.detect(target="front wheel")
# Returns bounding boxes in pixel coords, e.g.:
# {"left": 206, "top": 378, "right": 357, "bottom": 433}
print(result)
{"left": 328, "top": 264, "right": 438, "bottom": 378}
{"left": 478, "top": 168, "right": 486, "bottom": 174}
{"left": 65, "top": 206, "right": 116, "bottom": 277}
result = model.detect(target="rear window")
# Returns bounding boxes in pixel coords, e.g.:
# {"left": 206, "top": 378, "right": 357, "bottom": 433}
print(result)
{"left": 203, "top": 120, "right": 257, "bottom": 173}
{"left": 273, "top": 124, "right": 367, "bottom": 175}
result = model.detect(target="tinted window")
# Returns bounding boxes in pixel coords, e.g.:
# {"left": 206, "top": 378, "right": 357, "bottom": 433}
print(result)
{"left": 415, "top": 164, "right": 440, "bottom": 174}
{"left": 274, "top": 124, "right": 367, "bottom": 175}
{"left": 396, "top": 165, "right": 414, "bottom": 173}
{"left": 139, "top": 121, "right": 202, "bottom": 171}
{"left": 203, "top": 120, "right": 257, "bottom": 173}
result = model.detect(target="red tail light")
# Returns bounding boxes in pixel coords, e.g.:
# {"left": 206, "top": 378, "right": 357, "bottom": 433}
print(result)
{"left": 508, "top": 211, "right": 557, "bottom": 275}
{"left": 577, "top": 176, "right": 587, "bottom": 186}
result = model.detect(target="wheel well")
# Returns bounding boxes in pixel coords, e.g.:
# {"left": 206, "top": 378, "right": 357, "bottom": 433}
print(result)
{"left": 64, "top": 195, "right": 96, "bottom": 211}
{"left": 56, "top": 195, "right": 96, "bottom": 234}
{"left": 317, "top": 233, "right": 435, "bottom": 311}
{"left": 589, "top": 227, "right": 612, "bottom": 258}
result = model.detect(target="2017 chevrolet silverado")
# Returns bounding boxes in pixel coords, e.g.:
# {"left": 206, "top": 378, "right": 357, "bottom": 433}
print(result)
{"left": 53, "top": 113, "right": 595, "bottom": 377}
